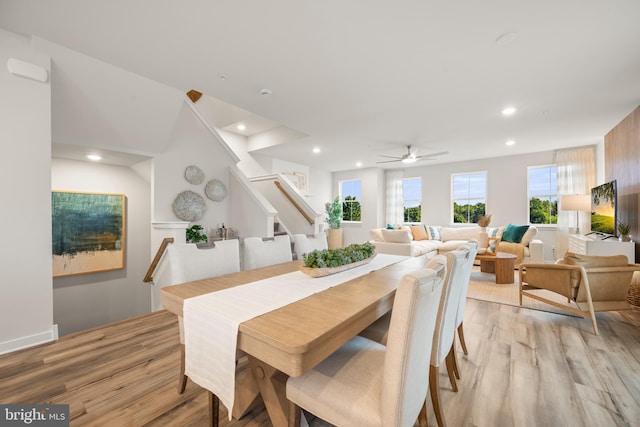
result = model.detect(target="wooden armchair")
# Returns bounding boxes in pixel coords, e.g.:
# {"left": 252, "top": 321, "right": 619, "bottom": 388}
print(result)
{"left": 519, "top": 252, "right": 640, "bottom": 335}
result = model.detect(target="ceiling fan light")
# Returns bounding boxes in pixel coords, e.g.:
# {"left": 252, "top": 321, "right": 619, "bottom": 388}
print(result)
{"left": 402, "top": 157, "right": 417, "bottom": 164}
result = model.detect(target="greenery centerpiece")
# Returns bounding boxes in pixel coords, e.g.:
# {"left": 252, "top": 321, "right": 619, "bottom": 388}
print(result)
{"left": 301, "top": 242, "right": 376, "bottom": 277}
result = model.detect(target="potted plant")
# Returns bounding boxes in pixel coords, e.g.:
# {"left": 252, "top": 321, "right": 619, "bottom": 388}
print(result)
{"left": 325, "top": 196, "right": 343, "bottom": 249}
{"left": 186, "top": 224, "right": 209, "bottom": 245}
{"left": 617, "top": 222, "right": 632, "bottom": 242}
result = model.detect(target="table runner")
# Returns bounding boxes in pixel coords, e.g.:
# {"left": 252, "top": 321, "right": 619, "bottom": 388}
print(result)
{"left": 183, "top": 253, "right": 407, "bottom": 417}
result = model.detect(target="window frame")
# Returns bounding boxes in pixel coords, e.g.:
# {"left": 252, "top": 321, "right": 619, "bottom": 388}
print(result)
{"left": 339, "top": 179, "right": 362, "bottom": 223}
{"left": 402, "top": 176, "right": 422, "bottom": 223}
{"left": 527, "top": 164, "right": 558, "bottom": 226}
{"left": 451, "top": 171, "right": 487, "bottom": 224}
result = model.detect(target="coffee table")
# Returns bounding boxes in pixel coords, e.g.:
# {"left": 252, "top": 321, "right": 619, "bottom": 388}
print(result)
{"left": 475, "top": 252, "right": 517, "bottom": 284}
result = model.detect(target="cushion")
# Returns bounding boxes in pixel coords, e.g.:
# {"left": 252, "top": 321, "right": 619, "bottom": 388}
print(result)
{"left": 486, "top": 226, "right": 504, "bottom": 252}
{"left": 439, "top": 226, "right": 480, "bottom": 242}
{"left": 410, "top": 225, "right": 428, "bottom": 241}
{"left": 381, "top": 228, "right": 413, "bottom": 243}
{"left": 369, "top": 229, "right": 384, "bottom": 242}
{"left": 425, "top": 225, "right": 441, "bottom": 241}
{"left": 563, "top": 252, "right": 629, "bottom": 268}
{"left": 520, "top": 226, "right": 537, "bottom": 246}
{"left": 501, "top": 224, "right": 530, "bottom": 243}
{"left": 386, "top": 224, "right": 395, "bottom": 230}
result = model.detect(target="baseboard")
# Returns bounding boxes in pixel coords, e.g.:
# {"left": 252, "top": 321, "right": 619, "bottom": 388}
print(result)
{"left": 0, "top": 324, "right": 58, "bottom": 355}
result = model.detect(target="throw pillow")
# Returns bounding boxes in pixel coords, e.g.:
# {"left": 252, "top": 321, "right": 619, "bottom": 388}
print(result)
{"left": 426, "top": 225, "right": 442, "bottom": 241}
{"left": 410, "top": 225, "right": 428, "bottom": 241}
{"left": 501, "top": 224, "right": 530, "bottom": 243}
{"left": 386, "top": 224, "right": 395, "bottom": 230}
{"left": 369, "top": 229, "right": 384, "bottom": 242}
{"left": 381, "top": 228, "right": 413, "bottom": 243}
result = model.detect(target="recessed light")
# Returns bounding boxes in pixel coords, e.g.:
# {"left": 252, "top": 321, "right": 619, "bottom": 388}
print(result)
{"left": 86, "top": 154, "right": 102, "bottom": 161}
{"left": 501, "top": 106, "right": 517, "bottom": 116}
{"left": 356, "top": 162, "right": 362, "bottom": 167}
{"left": 506, "top": 140, "right": 516, "bottom": 146}
{"left": 237, "top": 124, "right": 246, "bottom": 131}
{"left": 313, "top": 147, "right": 320, "bottom": 154}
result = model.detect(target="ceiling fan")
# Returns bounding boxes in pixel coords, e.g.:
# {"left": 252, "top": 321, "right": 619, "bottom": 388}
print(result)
{"left": 376, "top": 145, "right": 448, "bottom": 164}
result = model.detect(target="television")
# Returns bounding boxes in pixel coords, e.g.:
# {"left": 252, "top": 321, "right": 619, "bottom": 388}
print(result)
{"left": 590, "top": 180, "right": 617, "bottom": 236}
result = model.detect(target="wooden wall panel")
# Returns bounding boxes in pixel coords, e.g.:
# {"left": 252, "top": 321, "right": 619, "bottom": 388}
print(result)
{"left": 605, "top": 105, "right": 640, "bottom": 261}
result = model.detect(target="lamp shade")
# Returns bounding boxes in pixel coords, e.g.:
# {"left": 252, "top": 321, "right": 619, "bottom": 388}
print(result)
{"left": 560, "top": 194, "right": 590, "bottom": 211}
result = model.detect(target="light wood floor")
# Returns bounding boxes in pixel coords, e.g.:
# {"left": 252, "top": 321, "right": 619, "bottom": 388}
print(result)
{"left": 1, "top": 299, "right": 639, "bottom": 426}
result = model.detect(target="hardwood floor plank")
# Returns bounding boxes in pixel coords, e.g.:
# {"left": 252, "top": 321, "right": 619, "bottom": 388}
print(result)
{"left": 1, "top": 304, "right": 639, "bottom": 427}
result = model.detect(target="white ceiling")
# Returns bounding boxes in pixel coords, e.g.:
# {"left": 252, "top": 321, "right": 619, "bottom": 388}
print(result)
{"left": 2, "top": 1, "right": 640, "bottom": 172}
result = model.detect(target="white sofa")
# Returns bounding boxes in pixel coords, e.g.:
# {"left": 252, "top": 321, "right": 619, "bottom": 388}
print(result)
{"left": 370, "top": 224, "right": 544, "bottom": 264}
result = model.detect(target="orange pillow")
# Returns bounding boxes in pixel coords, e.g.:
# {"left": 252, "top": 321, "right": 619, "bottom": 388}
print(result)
{"left": 410, "top": 225, "right": 428, "bottom": 241}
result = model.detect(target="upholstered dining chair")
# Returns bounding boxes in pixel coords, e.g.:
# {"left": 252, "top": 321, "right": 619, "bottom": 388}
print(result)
{"left": 453, "top": 241, "right": 479, "bottom": 358}
{"left": 519, "top": 252, "right": 640, "bottom": 335}
{"left": 292, "top": 233, "right": 328, "bottom": 260}
{"left": 286, "top": 263, "right": 447, "bottom": 427}
{"left": 157, "top": 241, "right": 241, "bottom": 394}
{"left": 242, "top": 235, "right": 293, "bottom": 270}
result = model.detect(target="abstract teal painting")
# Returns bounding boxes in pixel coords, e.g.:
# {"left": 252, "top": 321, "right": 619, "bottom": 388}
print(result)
{"left": 52, "top": 191, "right": 125, "bottom": 277}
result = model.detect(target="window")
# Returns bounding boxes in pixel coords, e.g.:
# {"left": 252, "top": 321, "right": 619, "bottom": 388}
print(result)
{"left": 340, "top": 180, "right": 361, "bottom": 222}
{"left": 528, "top": 165, "right": 558, "bottom": 225}
{"left": 452, "top": 172, "right": 486, "bottom": 223}
{"left": 403, "top": 177, "right": 422, "bottom": 223}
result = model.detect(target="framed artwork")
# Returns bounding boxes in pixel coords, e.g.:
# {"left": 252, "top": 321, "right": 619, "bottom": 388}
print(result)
{"left": 282, "top": 172, "right": 308, "bottom": 192}
{"left": 52, "top": 191, "right": 126, "bottom": 278}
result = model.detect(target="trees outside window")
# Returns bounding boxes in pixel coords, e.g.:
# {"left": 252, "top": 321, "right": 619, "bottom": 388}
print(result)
{"left": 403, "top": 177, "right": 422, "bottom": 222}
{"left": 452, "top": 172, "right": 486, "bottom": 223}
{"left": 528, "top": 165, "right": 558, "bottom": 225}
{"left": 341, "top": 180, "right": 362, "bottom": 222}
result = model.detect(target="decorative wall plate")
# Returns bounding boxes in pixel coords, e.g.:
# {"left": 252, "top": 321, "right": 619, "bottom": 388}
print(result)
{"left": 205, "top": 179, "right": 227, "bottom": 202}
{"left": 173, "top": 190, "right": 206, "bottom": 221}
{"left": 184, "top": 165, "right": 205, "bottom": 185}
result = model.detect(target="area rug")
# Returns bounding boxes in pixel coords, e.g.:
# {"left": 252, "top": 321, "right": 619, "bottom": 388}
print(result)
{"left": 467, "top": 267, "right": 580, "bottom": 317}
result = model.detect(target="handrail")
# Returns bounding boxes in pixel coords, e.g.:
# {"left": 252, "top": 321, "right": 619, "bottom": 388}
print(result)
{"left": 143, "top": 237, "right": 174, "bottom": 283}
{"left": 274, "top": 181, "right": 314, "bottom": 225}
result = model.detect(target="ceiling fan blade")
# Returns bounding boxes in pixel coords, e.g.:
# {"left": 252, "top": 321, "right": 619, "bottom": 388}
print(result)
{"left": 377, "top": 155, "right": 402, "bottom": 159}
{"left": 376, "top": 159, "right": 401, "bottom": 164}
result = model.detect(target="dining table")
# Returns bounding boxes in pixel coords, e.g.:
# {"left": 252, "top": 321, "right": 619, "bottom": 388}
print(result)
{"left": 161, "top": 253, "right": 427, "bottom": 427}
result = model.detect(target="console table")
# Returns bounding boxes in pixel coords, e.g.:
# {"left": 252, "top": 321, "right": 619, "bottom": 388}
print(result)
{"left": 568, "top": 234, "right": 635, "bottom": 263}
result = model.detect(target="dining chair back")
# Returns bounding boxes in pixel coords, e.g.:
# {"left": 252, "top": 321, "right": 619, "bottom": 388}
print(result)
{"left": 453, "top": 241, "right": 479, "bottom": 355}
{"left": 159, "top": 240, "right": 241, "bottom": 394}
{"left": 292, "top": 233, "right": 328, "bottom": 260}
{"left": 242, "top": 235, "right": 293, "bottom": 270}
{"left": 286, "top": 263, "right": 447, "bottom": 427}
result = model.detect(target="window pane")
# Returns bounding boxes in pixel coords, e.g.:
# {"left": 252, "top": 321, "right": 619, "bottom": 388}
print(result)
{"left": 403, "top": 177, "right": 422, "bottom": 222}
{"left": 528, "top": 165, "right": 557, "bottom": 225}
{"left": 452, "top": 172, "right": 486, "bottom": 223}
{"left": 340, "top": 180, "right": 361, "bottom": 222}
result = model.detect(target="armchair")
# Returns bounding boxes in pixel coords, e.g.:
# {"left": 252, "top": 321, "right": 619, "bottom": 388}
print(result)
{"left": 519, "top": 252, "right": 640, "bottom": 335}
{"left": 480, "top": 224, "right": 544, "bottom": 265}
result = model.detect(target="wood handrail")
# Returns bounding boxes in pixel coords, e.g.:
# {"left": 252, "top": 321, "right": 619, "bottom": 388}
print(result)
{"left": 143, "top": 237, "right": 174, "bottom": 283}
{"left": 274, "top": 181, "right": 314, "bottom": 225}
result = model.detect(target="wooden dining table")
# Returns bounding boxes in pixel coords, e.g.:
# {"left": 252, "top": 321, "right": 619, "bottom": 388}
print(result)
{"left": 161, "top": 255, "right": 426, "bottom": 427}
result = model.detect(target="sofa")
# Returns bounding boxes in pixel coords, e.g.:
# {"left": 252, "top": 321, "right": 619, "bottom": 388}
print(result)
{"left": 370, "top": 224, "right": 544, "bottom": 264}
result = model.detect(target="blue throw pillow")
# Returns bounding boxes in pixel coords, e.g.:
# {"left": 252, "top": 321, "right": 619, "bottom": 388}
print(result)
{"left": 386, "top": 224, "right": 395, "bottom": 230}
{"left": 502, "top": 224, "right": 529, "bottom": 243}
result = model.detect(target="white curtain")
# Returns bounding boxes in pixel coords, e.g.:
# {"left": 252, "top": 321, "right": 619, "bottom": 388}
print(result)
{"left": 556, "top": 147, "right": 596, "bottom": 259}
{"left": 385, "top": 170, "right": 404, "bottom": 226}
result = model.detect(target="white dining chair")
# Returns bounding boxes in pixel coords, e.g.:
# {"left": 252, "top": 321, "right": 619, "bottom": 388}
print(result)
{"left": 159, "top": 241, "right": 241, "bottom": 394}
{"left": 453, "top": 241, "right": 479, "bottom": 358}
{"left": 286, "top": 263, "right": 447, "bottom": 427}
{"left": 292, "top": 233, "right": 328, "bottom": 260}
{"left": 242, "top": 235, "right": 293, "bottom": 270}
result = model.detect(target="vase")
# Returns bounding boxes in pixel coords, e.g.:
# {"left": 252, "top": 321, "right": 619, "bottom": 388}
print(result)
{"left": 327, "top": 228, "right": 343, "bottom": 249}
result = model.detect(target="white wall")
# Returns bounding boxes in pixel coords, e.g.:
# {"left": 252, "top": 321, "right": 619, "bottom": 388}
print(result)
{"left": 152, "top": 102, "right": 238, "bottom": 232}
{"left": 0, "top": 29, "right": 54, "bottom": 353}
{"left": 51, "top": 159, "right": 152, "bottom": 335}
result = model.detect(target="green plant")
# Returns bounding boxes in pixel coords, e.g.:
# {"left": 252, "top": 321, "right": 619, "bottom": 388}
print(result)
{"left": 325, "top": 196, "right": 343, "bottom": 229}
{"left": 303, "top": 242, "right": 375, "bottom": 268}
{"left": 186, "top": 225, "right": 208, "bottom": 244}
{"left": 617, "top": 222, "right": 631, "bottom": 236}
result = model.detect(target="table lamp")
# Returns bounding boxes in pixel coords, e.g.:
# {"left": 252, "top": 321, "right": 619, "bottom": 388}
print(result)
{"left": 560, "top": 194, "right": 591, "bottom": 234}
